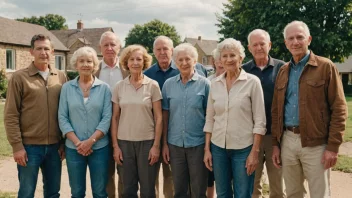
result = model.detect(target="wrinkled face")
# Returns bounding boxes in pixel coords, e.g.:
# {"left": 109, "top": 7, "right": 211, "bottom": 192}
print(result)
{"left": 127, "top": 50, "right": 144, "bottom": 74}
{"left": 248, "top": 33, "right": 271, "bottom": 61}
{"left": 220, "top": 48, "right": 243, "bottom": 73}
{"left": 214, "top": 59, "right": 225, "bottom": 75}
{"left": 30, "top": 39, "right": 54, "bottom": 65}
{"left": 284, "top": 25, "right": 312, "bottom": 58}
{"left": 76, "top": 55, "right": 94, "bottom": 76}
{"left": 153, "top": 39, "right": 173, "bottom": 65}
{"left": 175, "top": 50, "right": 196, "bottom": 76}
{"left": 100, "top": 35, "right": 120, "bottom": 60}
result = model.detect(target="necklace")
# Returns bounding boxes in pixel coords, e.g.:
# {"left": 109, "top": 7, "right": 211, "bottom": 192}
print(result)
{"left": 80, "top": 81, "right": 93, "bottom": 92}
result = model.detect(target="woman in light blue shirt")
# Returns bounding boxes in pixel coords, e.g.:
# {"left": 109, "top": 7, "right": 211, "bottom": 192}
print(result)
{"left": 58, "top": 46, "right": 112, "bottom": 197}
{"left": 162, "top": 43, "right": 210, "bottom": 197}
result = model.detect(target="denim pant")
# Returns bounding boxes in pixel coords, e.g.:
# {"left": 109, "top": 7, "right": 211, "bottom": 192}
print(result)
{"left": 66, "top": 145, "right": 110, "bottom": 198}
{"left": 211, "top": 143, "right": 254, "bottom": 198}
{"left": 17, "top": 143, "right": 62, "bottom": 198}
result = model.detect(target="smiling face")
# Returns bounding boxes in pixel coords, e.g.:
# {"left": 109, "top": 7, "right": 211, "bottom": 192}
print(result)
{"left": 220, "top": 48, "right": 243, "bottom": 73}
{"left": 30, "top": 39, "right": 54, "bottom": 66}
{"left": 284, "top": 24, "right": 312, "bottom": 61}
{"left": 127, "top": 50, "right": 144, "bottom": 74}
{"left": 248, "top": 32, "right": 271, "bottom": 61}
{"left": 76, "top": 54, "right": 95, "bottom": 76}
{"left": 214, "top": 59, "right": 225, "bottom": 76}
{"left": 175, "top": 50, "right": 196, "bottom": 76}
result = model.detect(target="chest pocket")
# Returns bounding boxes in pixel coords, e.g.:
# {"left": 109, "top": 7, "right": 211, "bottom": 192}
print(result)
{"left": 190, "top": 93, "right": 204, "bottom": 109}
{"left": 306, "top": 80, "right": 325, "bottom": 99}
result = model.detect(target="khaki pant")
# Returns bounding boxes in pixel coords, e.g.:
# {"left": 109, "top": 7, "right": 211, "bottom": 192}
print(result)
{"left": 155, "top": 160, "right": 174, "bottom": 198}
{"left": 252, "top": 134, "right": 286, "bottom": 198}
{"left": 281, "top": 130, "right": 330, "bottom": 198}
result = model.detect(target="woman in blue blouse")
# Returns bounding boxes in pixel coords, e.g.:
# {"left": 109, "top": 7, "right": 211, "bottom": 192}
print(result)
{"left": 58, "top": 46, "right": 112, "bottom": 197}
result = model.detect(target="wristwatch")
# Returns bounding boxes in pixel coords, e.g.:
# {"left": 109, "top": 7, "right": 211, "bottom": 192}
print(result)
{"left": 92, "top": 138, "right": 97, "bottom": 144}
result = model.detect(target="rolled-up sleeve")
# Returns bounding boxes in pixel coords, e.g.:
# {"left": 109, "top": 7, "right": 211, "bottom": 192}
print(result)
{"left": 58, "top": 84, "right": 74, "bottom": 136}
{"left": 251, "top": 78, "right": 266, "bottom": 135}
{"left": 96, "top": 86, "right": 112, "bottom": 135}
{"left": 204, "top": 86, "right": 215, "bottom": 133}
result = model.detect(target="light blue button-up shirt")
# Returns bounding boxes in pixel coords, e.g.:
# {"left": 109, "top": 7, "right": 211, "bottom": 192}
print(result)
{"left": 58, "top": 76, "right": 112, "bottom": 150}
{"left": 162, "top": 72, "right": 210, "bottom": 148}
{"left": 284, "top": 51, "right": 310, "bottom": 126}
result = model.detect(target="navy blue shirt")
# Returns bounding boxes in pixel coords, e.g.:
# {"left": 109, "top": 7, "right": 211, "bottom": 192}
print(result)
{"left": 284, "top": 52, "right": 310, "bottom": 126}
{"left": 242, "top": 56, "right": 285, "bottom": 135}
{"left": 144, "top": 60, "right": 207, "bottom": 89}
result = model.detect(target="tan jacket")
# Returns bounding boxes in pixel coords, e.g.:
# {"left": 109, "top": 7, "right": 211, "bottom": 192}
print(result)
{"left": 271, "top": 52, "right": 347, "bottom": 153}
{"left": 95, "top": 61, "right": 129, "bottom": 79}
{"left": 4, "top": 63, "right": 67, "bottom": 152}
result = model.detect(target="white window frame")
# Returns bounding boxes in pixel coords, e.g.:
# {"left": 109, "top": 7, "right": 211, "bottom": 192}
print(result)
{"left": 55, "top": 55, "right": 65, "bottom": 70}
{"left": 6, "top": 49, "right": 15, "bottom": 70}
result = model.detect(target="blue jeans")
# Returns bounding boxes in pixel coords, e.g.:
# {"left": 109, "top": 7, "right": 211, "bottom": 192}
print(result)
{"left": 17, "top": 143, "right": 62, "bottom": 198}
{"left": 211, "top": 143, "right": 254, "bottom": 198}
{"left": 66, "top": 145, "right": 110, "bottom": 198}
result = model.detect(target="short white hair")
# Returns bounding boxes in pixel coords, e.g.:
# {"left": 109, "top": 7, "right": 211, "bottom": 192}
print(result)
{"left": 217, "top": 38, "right": 246, "bottom": 59}
{"left": 247, "top": 29, "right": 271, "bottom": 44}
{"left": 212, "top": 49, "right": 220, "bottom": 61}
{"left": 70, "top": 46, "right": 100, "bottom": 74}
{"left": 153, "top": 35, "right": 174, "bottom": 49}
{"left": 99, "top": 31, "right": 121, "bottom": 46}
{"left": 283, "top": 21, "right": 311, "bottom": 39}
{"left": 172, "top": 43, "right": 198, "bottom": 63}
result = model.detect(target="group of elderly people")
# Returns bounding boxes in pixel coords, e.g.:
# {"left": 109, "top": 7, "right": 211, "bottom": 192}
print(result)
{"left": 40, "top": 20, "right": 345, "bottom": 198}
{"left": 58, "top": 35, "right": 263, "bottom": 198}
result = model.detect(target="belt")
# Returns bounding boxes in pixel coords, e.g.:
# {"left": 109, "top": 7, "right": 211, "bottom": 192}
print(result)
{"left": 285, "top": 126, "right": 300, "bottom": 134}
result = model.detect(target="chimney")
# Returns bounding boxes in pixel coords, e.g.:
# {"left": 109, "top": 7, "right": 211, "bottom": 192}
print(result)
{"left": 77, "top": 20, "right": 84, "bottom": 30}
{"left": 198, "top": 36, "right": 202, "bottom": 40}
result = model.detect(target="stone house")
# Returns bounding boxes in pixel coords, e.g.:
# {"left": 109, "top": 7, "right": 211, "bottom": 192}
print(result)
{"left": 51, "top": 20, "right": 113, "bottom": 70}
{"left": 184, "top": 36, "right": 218, "bottom": 66}
{"left": 0, "top": 16, "right": 69, "bottom": 75}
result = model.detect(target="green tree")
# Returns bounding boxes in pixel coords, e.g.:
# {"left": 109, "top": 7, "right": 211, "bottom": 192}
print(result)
{"left": 125, "top": 19, "right": 181, "bottom": 53}
{"left": 16, "top": 14, "right": 68, "bottom": 30}
{"left": 217, "top": 0, "right": 352, "bottom": 62}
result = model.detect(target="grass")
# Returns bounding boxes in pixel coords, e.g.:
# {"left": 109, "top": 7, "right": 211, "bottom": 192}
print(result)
{"left": 345, "top": 96, "right": 352, "bottom": 142}
{"left": 0, "top": 191, "right": 16, "bottom": 198}
{"left": 262, "top": 183, "right": 269, "bottom": 196}
{"left": 332, "top": 155, "right": 352, "bottom": 173}
{"left": 0, "top": 103, "right": 12, "bottom": 157}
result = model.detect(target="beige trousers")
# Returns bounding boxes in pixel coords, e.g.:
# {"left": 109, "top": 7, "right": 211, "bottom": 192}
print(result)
{"left": 281, "top": 130, "right": 331, "bottom": 198}
{"left": 252, "top": 134, "right": 286, "bottom": 198}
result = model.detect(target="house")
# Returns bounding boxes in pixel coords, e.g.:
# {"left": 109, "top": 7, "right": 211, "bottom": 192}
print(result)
{"left": 51, "top": 20, "right": 113, "bottom": 70}
{"left": 0, "top": 16, "right": 69, "bottom": 74}
{"left": 184, "top": 36, "right": 218, "bottom": 66}
{"left": 335, "top": 57, "right": 352, "bottom": 93}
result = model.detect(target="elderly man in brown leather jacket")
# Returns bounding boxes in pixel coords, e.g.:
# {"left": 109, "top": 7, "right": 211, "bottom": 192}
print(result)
{"left": 271, "top": 21, "right": 347, "bottom": 198}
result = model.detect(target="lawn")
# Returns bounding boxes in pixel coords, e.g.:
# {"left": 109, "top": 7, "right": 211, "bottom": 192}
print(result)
{"left": 344, "top": 96, "right": 352, "bottom": 142}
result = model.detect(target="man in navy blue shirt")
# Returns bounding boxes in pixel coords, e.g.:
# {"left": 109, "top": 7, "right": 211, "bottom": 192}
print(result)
{"left": 242, "top": 29, "right": 285, "bottom": 198}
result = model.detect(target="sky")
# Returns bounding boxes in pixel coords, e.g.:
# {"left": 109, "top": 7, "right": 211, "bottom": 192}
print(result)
{"left": 0, "top": 0, "right": 228, "bottom": 45}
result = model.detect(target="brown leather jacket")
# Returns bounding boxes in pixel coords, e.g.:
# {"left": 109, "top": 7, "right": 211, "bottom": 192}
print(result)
{"left": 271, "top": 52, "right": 347, "bottom": 153}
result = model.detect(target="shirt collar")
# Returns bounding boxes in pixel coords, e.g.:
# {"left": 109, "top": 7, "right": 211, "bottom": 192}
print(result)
{"left": 156, "top": 60, "right": 177, "bottom": 72}
{"left": 102, "top": 58, "right": 120, "bottom": 69}
{"left": 248, "top": 56, "right": 274, "bottom": 71}
{"left": 72, "top": 76, "right": 104, "bottom": 88}
{"left": 176, "top": 72, "right": 200, "bottom": 82}
{"left": 28, "top": 62, "right": 58, "bottom": 76}
{"left": 124, "top": 75, "right": 151, "bottom": 85}
{"left": 216, "top": 68, "right": 247, "bottom": 83}
{"left": 290, "top": 50, "right": 310, "bottom": 67}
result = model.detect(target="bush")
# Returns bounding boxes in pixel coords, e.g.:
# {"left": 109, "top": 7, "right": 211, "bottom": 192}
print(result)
{"left": 66, "top": 70, "right": 79, "bottom": 80}
{"left": 0, "top": 69, "right": 7, "bottom": 99}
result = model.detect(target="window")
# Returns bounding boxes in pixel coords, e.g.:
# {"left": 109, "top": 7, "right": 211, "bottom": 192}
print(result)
{"left": 6, "top": 49, "right": 15, "bottom": 70}
{"left": 55, "top": 55, "right": 65, "bottom": 70}
{"left": 202, "top": 56, "right": 208, "bottom": 65}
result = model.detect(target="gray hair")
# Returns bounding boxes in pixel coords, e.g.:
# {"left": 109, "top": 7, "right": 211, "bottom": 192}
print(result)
{"left": 211, "top": 49, "right": 220, "bottom": 61}
{"left": 99, "top": 31, "right": 121, "bottom": 46}
{"left": 283, "top": 21, "right": 311, "bottom": 39}
{"left": 247, "top": 29, "right": 271, "bottom": 44}
{"left": 217, "top": 38, "right": 246, "bottom": 59}
{"left": 153, "top": 35, "right": 174, "bottom": 49}
{"left": 70, "top": 46, "right": 100, "bottom": 74}
{"left": 172, "top": 43, "right": 198, "bottom": 63}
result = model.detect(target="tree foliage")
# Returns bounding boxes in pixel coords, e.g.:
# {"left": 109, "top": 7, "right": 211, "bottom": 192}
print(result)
{"left": 125, "top": 19, "right": 181, "bottom": 53}
{"left": 217, "top": 0, "right": 352, "bottom": 62}
{"left": 16, "top": 14, "right": 68, "bottom": 30}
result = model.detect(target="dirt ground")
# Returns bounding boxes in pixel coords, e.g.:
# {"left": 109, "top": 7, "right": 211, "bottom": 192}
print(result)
{"left": 1, "top": 142, "right": 352, "bottom": 197}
